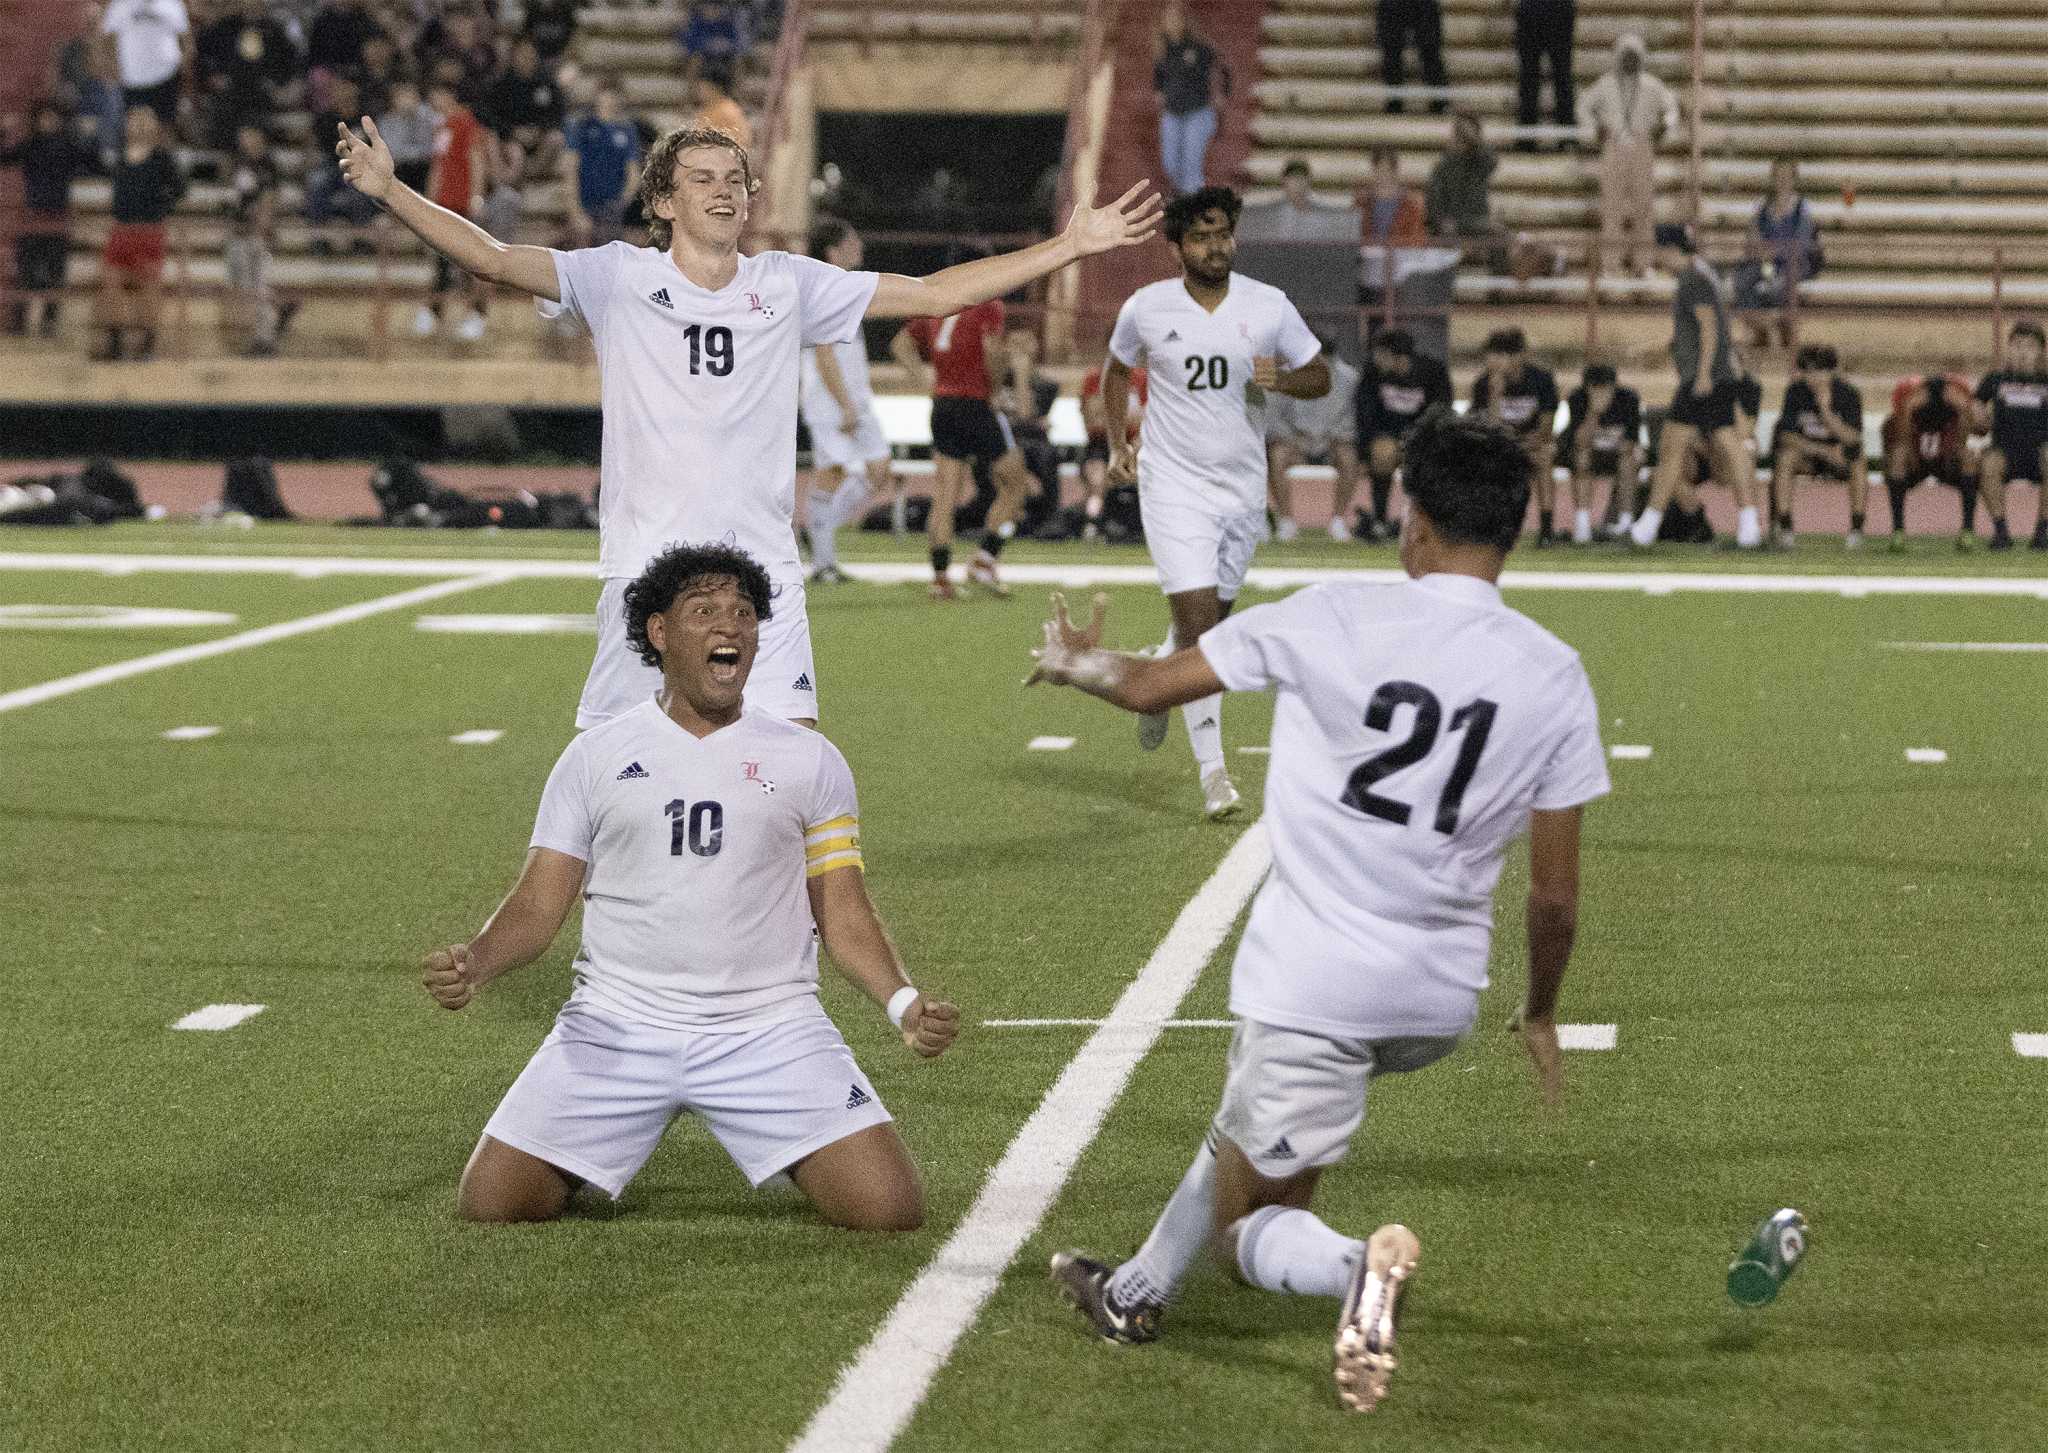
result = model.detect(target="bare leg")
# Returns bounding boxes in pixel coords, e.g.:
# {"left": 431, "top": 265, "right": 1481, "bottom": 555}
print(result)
{"left": 788, "top": 1122, "right": 925, "bottom": 1232}
{"left": 458, "top": 1134, "right": 577, "bottom": 1223}
{"left": 1330, "top": 440, "right": 1362, "bottom": 529}
{"left": 1209, "top": 1133, "right": 1323, "bottom": 1271}
{"left": 1979, "top": 446, "right": 2009, "bottom": 523}
{"left": 1267, "top": 440, "right": 1299, "bottom": 536}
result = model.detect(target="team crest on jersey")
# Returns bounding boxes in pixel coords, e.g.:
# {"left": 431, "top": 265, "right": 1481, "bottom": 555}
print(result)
{"left": 1238, "top": 322, "right": 1251, "bottom": 339}
{"left": 742, "top": 759, "right": 776, "bottom": 794}
{"left": 745, "top": 291, "right": 776, "bottom": 319}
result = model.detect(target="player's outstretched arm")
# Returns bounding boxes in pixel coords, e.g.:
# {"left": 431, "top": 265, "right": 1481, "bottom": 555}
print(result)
{"left": 863, "top": 180, "right": 1164, "bottom": 319}
{"left": 420, "top": 847, "right": 586, "bottom": 1010}
{"left": 1026, "top": 591, "right": 1224, "bottom": 714}
{"left": 809, "top": 866, "right": 959, "bottom": 1059}
{"left": 336, "top": 117, "right": 561, "bottom": 301}
{"left": 1513, "top": 806, "right": 1584, "bottom": 1109}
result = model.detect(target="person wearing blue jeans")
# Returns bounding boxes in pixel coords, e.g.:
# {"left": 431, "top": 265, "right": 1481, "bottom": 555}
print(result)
{"left": 1154, "top": 2, "right": 1230, "bottom": 196}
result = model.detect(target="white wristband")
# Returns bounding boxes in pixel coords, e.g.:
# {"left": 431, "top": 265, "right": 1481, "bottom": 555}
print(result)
{"left": 886, "top": 985, "right": 920, "bottom": 1030}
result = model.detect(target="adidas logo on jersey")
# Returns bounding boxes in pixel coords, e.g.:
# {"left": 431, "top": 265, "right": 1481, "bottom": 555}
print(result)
{"left": 615, "top": 761, "right": 650, "bottom": 780}
{"left": 648, "top": 288, "right": 674, "bottom": 310}
{"left": 792, "top": 672, "right": 814, "bottom": 692}
{"left": 1266, "top": 1136, "right": 1297, "bottom": 1160}
{"left": 1164, "top": 329, "right": 1181, "bottom": 342}
{"left": 845, "top": 1084, "right": 873, "bottom": 1110}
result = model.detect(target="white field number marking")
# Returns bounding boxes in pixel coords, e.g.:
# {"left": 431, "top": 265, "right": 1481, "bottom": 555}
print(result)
{"left": 2013, "top": 1034, "right": 2048, "bottom": 1059}
{"left": 1556, "top": 1023, "right": 1618, "bottom": 1051}
{"left": 1026, "top": 736, "right": 1075, "bottom": 751}
{"left": 1905, "top": 748, "right": 1948, "bottom": 764}
{"left": 788, "top": 825, "right": 1273, "bottom": 1453}
{"left": 450, "top": 729, "right": 504, "bottom": 745}
{"left": 172, "top": 1004, "right": 266, "bottom": 1031}
{"left": 1609, "top": 744, "right": 1653, "bottom": 760}
{"left": 161, "top": 725, "right": 221, "bottom": 741}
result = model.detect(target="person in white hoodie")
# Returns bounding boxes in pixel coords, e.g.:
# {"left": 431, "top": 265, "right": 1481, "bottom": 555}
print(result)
{"left": 1576, "top": 34, "right": 1678, "bottom": 277}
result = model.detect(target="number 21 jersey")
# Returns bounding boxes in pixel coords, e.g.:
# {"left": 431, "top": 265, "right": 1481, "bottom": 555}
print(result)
{"left": 1200, "top": 574, "right": 1611, "bottom": 1039}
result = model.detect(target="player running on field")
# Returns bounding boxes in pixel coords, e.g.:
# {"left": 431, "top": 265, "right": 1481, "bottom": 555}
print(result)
{"left": 419, "top": 542, "right": 960, "bottom": 1226}
{"left": 1028, "top": 409, "right": 1608, "bottom": 1411}
{"left": 1973, "top": 319, "right": 2048, "bottom": 552}
{"left": 799, "top": 216, "right": 895, "bottom": 586}
{"left": 1770, "top": 344, "right": 1867, "bottom": 549}
{"left": 1102, "top": 185, "right": 1330, "bottom": 820}
{"left": 336, "top": 119, "right": 1161, "bottom": 726}
{"left": 889, "top": 279, "right": 1040, "bottom": 601}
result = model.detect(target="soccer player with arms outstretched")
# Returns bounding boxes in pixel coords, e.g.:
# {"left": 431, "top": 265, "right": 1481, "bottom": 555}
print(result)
{"left": 336, "top": 119, "right": 1160, "bottom": 725}
{"left": 1030, "top": 410, "right": 1608, "bottom": 1412}
{"left": 1101, "top": 185, "right": 1330, "bottom": 819}
{"left": 420, "top": 543, "right": 959, "bottom": 1227}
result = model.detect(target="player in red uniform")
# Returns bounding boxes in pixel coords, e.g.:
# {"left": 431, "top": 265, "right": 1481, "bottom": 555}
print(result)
{"left": 891, "top": 295, "right": 1039, "bottom": 599}
{"left": 1079, "top": 361, "right": 1147, "bottom": 538}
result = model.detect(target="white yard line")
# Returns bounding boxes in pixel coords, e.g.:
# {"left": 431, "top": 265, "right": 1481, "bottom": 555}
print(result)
{"left": 2013, "top": 1033, "right": 2048, "bottom": 1059}
{"left": 788, "top": 825, "right": 1273, "bottom": 1453}
{"left": 1609, "top": 744, "right": 1654, "bottom": 760}
{"left": 1026, "top": 735, "right": 1076, "bottom": 751}
{"left": 449, "top": 729, "right": 504, "bottom": 745}
{"left": 1556, "top": 1023, "right": 1619, "bottom": 1051}
{"left": 1884, "top": 641, "right": 2048, "bottom": 653}
{"left": 0, "top": 574, "right": 506, "bottom": 716}
{"left": 980, "top": 1017, "right": 1237, "bottom": 1029}
{"left": 171, "top": 1003, "right": 266, "bottom": 1031}
{"left": 416, "top": 613, "right": 596, "bottom": 634}
{"left": 161, "top": 725, "right": 221, "bottom": 741}
{"left": 7, "top": 552, "right": 2048, "bottom": 598}
{"left": 1904, "top": 748, "right": 1949, "bottom": 764}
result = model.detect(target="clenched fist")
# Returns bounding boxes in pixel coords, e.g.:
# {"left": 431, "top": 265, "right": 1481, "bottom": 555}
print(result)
{"left": 422, "top": 942, "right": 479, "bottom": 1011}
{"left": 900, "top": 995, "right": 961, "bottom": 1059}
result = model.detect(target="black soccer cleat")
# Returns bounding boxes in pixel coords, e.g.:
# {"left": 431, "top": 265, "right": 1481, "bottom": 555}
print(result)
{"left": 2032, "top": 521, "right": 2048, "bottom": 552}
{"left": 1049, "top": 1250, "right": 1161, "bottom": 1345}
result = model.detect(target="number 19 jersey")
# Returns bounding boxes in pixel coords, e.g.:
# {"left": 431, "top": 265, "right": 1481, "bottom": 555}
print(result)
{"left": 1108, "top": 273, "right": 1321, "bottom": 516}
{"left": 1199, "top": 574, "right": 1611, "bottom": 1039}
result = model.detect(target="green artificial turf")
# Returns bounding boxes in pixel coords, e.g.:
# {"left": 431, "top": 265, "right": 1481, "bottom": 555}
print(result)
{"left": 2, "top": 546, "right": 2044, "bottom": 1451}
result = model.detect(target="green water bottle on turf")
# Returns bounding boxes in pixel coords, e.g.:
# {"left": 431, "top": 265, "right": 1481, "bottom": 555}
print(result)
{"left": 1727, "top": 1208, "right": 1809, "bottom": 1307}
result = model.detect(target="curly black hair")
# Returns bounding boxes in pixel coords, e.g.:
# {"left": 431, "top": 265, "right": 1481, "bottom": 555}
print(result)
{"left": 1163, "top": 185, "right": 1242, "bottom": 244}
{"left": 1401, "top": 407, "right": 1533, "bottom": 553}
{"left": 622, "top": 543, "right": 774, "bottom": 669}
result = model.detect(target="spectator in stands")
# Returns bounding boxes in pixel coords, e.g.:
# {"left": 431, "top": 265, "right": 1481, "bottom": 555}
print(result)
{"left": 306, "top": 73, "right": 379, "bottom": 254}
{"left": 690, "top": 61, "right": 751, "bottom": 152}
{"left": 483, "top": 36, "right": 566, "bottom": 177}
{"left": 306, "top": 0, "right": 377, "bottom": 100}
{"left": 377, "top": 78, "right": 438, "bottom": 193}
{"left": 1577, "top": 33, "right": 1676, "bottom": 277}
{"left": 1512, "top": 0, "right": 1576, "bottom": 146}
{"left": 1363, "top": 145, "right": 1426, "bottom": 245}
{"left": 1153, "top": 2, "right": 1230, "bottom": 197}
{"left": 1240, "top": 157, "right": 1354, "bottom": 242}
{"left": 226, "top": 120, "right": 277, "bottom": 213}
{"left": 92, "top": 103, "right": 183, "bottom": 361}
{"left": 1734, "top": 157, "right": 1822, "bottom": 348}
{"left": 562, "top": 83, "right": 642, "bottom": 246}
{"left": 676, "top": 1, "right": 751, "bottom": 74}
{"left": 223, "top": 185, "right": 296, "bottom": 356}
{"left": 1, "top": 102, "right": 88, "bottom": 339}
{"left": 347, "top": 31, "right": 401, "bottom": 118}
{"left": 1374, "top": 0, "right": 1446, "bottom": 115}
{"left": 524, "top": 0, "right": 579, "bottom": 66}
{"left": 416, "top": 77, "right": 490, "bottom": 342}
{"left": 98, "top": 0, "right": 194, "bottom": 131}
{"left": 1426, "top": 110, "right": 1509, "bottom": 262}
{"left": 195, "top": 0, "right": 300, "bottom": 150}
{"left": 420, "top": 7, "right": 496, "bottom": 108}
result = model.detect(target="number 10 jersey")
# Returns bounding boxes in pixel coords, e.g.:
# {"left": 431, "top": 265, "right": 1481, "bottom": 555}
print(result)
{"left": 1199, "top": 574, "right": 1611, "bottom": 1039}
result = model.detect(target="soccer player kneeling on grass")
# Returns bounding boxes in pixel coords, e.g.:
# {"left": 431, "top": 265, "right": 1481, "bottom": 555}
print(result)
{"left": 420, "top": 542, "right": 959, "bottom": 1227}
{"left": 1029, "top": 408, "right": 1609, "bottom": 1411}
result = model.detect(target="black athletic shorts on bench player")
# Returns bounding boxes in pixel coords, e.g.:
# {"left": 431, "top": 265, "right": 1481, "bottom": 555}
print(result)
{"left": 1987, "top": 431, "right": 2048, "bottom": 482}
{"left": 930, "top": 396, "right": 1015, "bottom": 464}
{"left": 1668, "top": 377, "right": 1743, "bottom": 433}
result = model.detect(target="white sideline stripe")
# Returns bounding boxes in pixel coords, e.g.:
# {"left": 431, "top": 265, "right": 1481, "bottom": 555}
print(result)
{"left": 0, "top": 574, "right": 505, "bottom": 716}
{"left": 172, "top": 1003, "right": 266, "bottom": 1031}
{"left": 1026, "top": 735, "right": 1075, "bottom": 751}
{"left": 1905, "top": 747, "right": 1949, "bottom": 764}
{"left": 1557, "top": 1023, "right": 1619, "bottom": 1051}
{"left": 1609, "top": 744, "right": 1654, "bottom": 760}
{"left": 0, "top": 604, "right": 237, "bottom": 629}
{"left": 2014, "top": 1033, "right": 2048, "bottom": 1059}
{"left": 788, "top": 824, "right": 1273, "bottom": 1453}
{"left": 416, "top": 612, "right": 596, "bottom": 635}
{"left": 161, "top": 725, "right": 220, "bottom": 740}
{"left": 8, "top": 553, "right": 2048, "bottom": 599}
{"left": 1238, "top": 745, "right": 1271, "bottom": 755}
{"left": 980, "top": 1018, "right": 1237, "bottom": 1029}
{"left": 450, "top": 729, "right": 504, "bottom": 745}
{"left": 1885, "top": 641, "right": 2048, "bottom": 653}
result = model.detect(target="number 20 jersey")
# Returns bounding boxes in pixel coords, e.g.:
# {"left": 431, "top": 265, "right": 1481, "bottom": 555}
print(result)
{"left": 1199, "top": 574, "right": 1611, "bottom": 1039}
{"left": 529, "top": 701, "right": 864, "bottom": 1032}
{"left": 1108, "top": 273, "right": 1322, "bottom": 516}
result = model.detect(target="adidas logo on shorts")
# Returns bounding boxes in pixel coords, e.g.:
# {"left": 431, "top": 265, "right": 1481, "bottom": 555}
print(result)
{"left": 845, "top": 1084, "right": 873, "bottom": 1110}
{"left": 616, "top": 761, "right": 650, "bottom": 780}
{"left": 1266, "top": 1136, "right": 1297, "bottom": 1160}
{"left": 792, "top": 672, "right": 814, "bottom": 692}
{"left": 649, "top": 287, "right": 674, "bottom": 310}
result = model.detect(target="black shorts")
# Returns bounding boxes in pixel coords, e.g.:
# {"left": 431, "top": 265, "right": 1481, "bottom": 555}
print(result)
{"left": 1988, "top": 432, "right": 2048, "bottom": 481}
{"left": 1774, "top": 434, "right": 1854, "bottom": 480}
{"left": 1667, "top": 378, "right": 1742, "bottom": 433}
{"left": 1083, "top": 435, "right": 1110, "bottom": 466}
{"left": 1584, "top": 448, "right": 1623, "bottom": 477}
{"left": 930, "top": 396, "right": 1013, "bottom": 463}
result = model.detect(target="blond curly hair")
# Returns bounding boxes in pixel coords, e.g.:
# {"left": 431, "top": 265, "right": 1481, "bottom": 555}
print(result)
{"left": 637, "top": 127, "right": 758, "bottom": 250}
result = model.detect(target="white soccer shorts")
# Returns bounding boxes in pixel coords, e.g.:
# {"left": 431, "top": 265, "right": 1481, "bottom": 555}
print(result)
{"left": 483, "top": 995, "right": 893, "bottom": 1197}
{"left": 577, "top": 576, "right": 819, "bottom": 728}
{"left": 809, "top": 408, "right": 891, "bottom": 471}
{"left": 1211, "top": 1018, "right": 1462, "bottom": 1180}
{"left": 1139, "top": 495, "right": 1266, "bottom": 600}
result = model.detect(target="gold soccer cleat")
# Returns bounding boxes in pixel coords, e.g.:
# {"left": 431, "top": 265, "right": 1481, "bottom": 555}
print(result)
{"left": 1332, "top": 1223, "right": 1421, "bottom": 1413}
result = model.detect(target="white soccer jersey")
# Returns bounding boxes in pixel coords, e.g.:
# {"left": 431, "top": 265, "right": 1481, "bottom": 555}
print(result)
{"left": 543, "top": 244, "right": 880, "bottom": 582}
{"left": 799, "top": 338, "right": 877, "bottom": 433}
{"left": 1200, "top": 574, "right": 1611, "bottom": 1039}
{"left": 529, "top": 700, "right": 865, "bottom": 1031}
{"left": 1108, "top": 273, "right": 1322, "bottom": 515}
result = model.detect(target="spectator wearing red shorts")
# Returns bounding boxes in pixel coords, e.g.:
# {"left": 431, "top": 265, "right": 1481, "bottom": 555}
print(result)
{"left": 94, "top": 104, "right": 185, "bottom": 361}
{"left": 415, "top": 79, "right": 490, "bottom": 341}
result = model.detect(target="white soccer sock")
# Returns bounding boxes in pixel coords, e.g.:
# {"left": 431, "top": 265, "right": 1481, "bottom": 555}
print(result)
{"left": 1573, "top": 507, "right": 1593, "bottom": 544}
{"left": 1736, "top": 505, "right": 1762, "bottom": 547}
{"left": 1106, "top": 1139, "right": 1216, "bottom": 1307}
{"left": 830, "top": 476, "right": 869, "bottom": 532}
{"left": 1629, "top": 507, "right": 1663, "bottom": 546}
{"left": 1232, "top": 1204, "right": 1363, "bottom": 1299}
{"left": 1184, "top": 693, "right": 1225, "bottom": 774}
{"left": 805, "top": 488, "right": 839, "bottom": 569}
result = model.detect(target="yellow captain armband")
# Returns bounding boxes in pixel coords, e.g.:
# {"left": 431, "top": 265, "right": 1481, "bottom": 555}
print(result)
{"left": 804, "top": 814, "right": 864, "bottom": 877}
